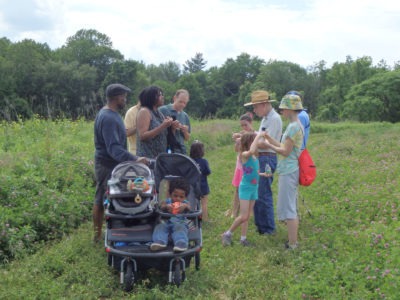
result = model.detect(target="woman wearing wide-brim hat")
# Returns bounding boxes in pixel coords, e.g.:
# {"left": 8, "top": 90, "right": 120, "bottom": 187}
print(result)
{"left": 259, "top": 94, "right": 304, "bottom": 250}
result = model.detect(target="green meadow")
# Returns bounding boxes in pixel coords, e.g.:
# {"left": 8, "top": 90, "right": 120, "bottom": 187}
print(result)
{"left": 0, "top": 118, "right": 399, "bottom": 299}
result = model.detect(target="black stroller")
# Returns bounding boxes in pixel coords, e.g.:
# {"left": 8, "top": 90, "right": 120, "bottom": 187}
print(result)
{"left": 104, "top": 153, "right": 203, "bottom": 291}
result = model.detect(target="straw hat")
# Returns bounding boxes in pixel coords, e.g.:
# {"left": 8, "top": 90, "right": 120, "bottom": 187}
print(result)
{"left": 244, "top": 90, "right": 276, "bottom": 106}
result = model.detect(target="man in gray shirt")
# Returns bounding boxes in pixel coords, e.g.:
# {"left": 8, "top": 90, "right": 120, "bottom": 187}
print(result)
{"left": 244, "top": 90, "right": 282, "bottom": 235}
{"left": 159, "top": 89, "right": 191, "bottom": 154}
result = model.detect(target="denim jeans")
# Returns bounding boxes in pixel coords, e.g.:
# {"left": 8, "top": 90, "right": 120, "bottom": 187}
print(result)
{"left": 254, "top": 155, "right": 277, "bottom": 234}
{"left": 152, "top": 219, "right": 188, "bottom": 246}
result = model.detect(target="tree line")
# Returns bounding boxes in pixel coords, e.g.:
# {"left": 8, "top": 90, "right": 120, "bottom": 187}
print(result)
{"left": 1, "top": 28, "right": 399, "bottom": 122}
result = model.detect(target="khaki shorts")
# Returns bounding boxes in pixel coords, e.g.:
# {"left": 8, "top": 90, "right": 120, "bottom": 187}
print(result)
{"left": 277, "top": 170, "right": 299, "bottom": 221}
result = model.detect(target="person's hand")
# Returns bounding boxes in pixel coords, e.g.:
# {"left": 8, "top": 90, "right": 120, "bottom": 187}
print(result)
{"left": 178, "top": 203, "right": 189, "bottom": 213}
{"left": 232, "top": 132, "right": 241, "bottom": 140}
{"left": 162, "top": 117, "right": 174, "bottom": 128}
{"left": 256, "top": 130, "right": 266, "bottom": 138}
{"left": 171, "top": 120, "right": 181, "bottom": 130}
{"left": 136, "top": 156, "right": 149, "bottom": 165}
{"left": 258, "top": 131, "right": 269, "bottom": 141}
{"left": 180, "top": 124, "right": 189, "bottom": 133}
{"left": 165, "top": 204, "right": 173, "bottom": 213}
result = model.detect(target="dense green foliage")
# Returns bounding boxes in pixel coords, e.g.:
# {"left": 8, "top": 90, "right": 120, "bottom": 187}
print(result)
{"left": 1, "top": 119, "right": 399, "bottom": 299}
{"left": 1, "top": 30, "right": 399, "bottom": 122}
{"left": 0, "top": 118, "right": 94, "bottom": 263}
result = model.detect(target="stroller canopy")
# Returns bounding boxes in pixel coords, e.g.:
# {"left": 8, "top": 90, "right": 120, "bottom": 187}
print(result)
{"left": 154, "top": 153, "right": 201, "bottom": 191}
{"left": 108, "top": 161, "right": 154, "bottom": 197}
{"left": 111, "top": 161, "right": 152, "bottom": 181}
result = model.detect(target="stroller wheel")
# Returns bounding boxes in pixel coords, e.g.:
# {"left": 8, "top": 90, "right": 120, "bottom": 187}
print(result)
{"left": 107, "top": 254, "right": 113, "bottom": 267}
{"left": 123, "top": 262, "right": 135, "bottom": 292}
{"left": 172, "top": 260, "right": 182, "bottom": 287}
{"left": 195, "top": 252, "right": 200, "bottom": 270}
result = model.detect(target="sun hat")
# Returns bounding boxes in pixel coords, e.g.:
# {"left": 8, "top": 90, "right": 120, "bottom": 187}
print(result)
{"left": 244, "top": 90, "right": 276, "bottom": 106}
{"left": 279, "top": 94, "right": 303, "bottom": 110}
{"left": 286, "top": 90, "right": 303, "bottom": 100}
{"left": 106, "top": 83, "right": 131, "bottom": 97}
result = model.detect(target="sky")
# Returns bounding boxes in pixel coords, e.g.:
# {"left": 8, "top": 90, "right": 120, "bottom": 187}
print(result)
{"left": 0, "top": 0, "right": 399, "bottom": 69}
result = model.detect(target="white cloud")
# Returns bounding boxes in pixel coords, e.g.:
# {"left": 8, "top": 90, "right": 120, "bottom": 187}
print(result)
{"left": 1, "top": 0, "right": 399, "bottom": 68}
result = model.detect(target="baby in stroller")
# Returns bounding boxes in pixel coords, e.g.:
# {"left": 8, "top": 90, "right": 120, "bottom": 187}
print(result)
{"left": 150, "top": 178, "right": 191, "bottom": 252}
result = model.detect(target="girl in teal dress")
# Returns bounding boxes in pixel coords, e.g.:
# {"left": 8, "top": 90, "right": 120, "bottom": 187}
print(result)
{"left": 221, "top": 131, "right": 264, "bottom": 246}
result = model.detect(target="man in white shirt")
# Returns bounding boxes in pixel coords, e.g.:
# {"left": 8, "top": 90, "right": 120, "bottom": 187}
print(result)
{"left": 244, "top": 90, "right": 282, "bottom": 235}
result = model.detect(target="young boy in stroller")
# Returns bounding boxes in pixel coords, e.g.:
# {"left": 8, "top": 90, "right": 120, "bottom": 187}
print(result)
{"left": 150, "top": 178, "right": 191, "bottom": 252}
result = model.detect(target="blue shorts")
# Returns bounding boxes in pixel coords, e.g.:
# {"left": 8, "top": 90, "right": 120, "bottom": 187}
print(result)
{"left": 239, "top": 184, "right": 258, "bottom": 201}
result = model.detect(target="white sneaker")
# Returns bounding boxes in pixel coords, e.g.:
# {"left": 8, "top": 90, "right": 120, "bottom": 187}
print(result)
{"left": 150, "top": 242, "right": 167, "bottom": 251}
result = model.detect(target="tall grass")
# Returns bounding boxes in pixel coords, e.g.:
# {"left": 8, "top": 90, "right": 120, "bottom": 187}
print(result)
{"left": 0, "top": 119, "right": 399, "bottom": 299}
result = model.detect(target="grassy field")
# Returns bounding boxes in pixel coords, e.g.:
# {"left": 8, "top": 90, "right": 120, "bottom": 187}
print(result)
{"left": 1, "top": 119, "right": 399, "bottom": 299}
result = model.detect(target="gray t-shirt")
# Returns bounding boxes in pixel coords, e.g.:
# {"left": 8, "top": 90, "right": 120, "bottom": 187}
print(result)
{"left": 159, "top": 104, "right": 191, "bottom": 154}
{"left": 258, "top": 108, "right": 282, "bottom": 153}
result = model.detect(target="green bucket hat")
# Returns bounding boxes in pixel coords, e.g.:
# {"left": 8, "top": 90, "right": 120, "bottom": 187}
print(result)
{"left": 279, "top": 94, "right": 303, "bottom": 110}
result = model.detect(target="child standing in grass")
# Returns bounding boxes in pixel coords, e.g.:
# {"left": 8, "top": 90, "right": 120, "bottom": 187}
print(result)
{"left": 227, "top": 113, "right": 255, "bottom": 218}
{"left": 221, "top": 131, "right": 262, "bottom": 246}
{"left": 190, "top": 140, "right": 211, "bottom": 221}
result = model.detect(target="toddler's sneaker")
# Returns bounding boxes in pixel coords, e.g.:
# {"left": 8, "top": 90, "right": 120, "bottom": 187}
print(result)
{"left": 221, "top": 232, "right": 232, "bottom": 246}
{"left": 240, "top": 239, "right": 252, "bottom": 247}
{"left": 150, "top": 241, "right": 167, "bottom": 251}
{"left": 173, "top": 241, "right": 188, "bottom": 252}
{"left": 284, "top": 241, "right": 299, "bottom": 250}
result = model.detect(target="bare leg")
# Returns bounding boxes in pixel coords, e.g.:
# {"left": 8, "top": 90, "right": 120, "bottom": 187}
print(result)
{"left": 241, "top": 200, "right": 255, "bottom": 236}
{"left": 232, "top": 187, "right": 240, "bottom": 218}
{"left": 201, "top": 195, "right": 209, "bottom": 221}
{"left": 287, "top": 218, "right": 299, "bottom": 246}
{"left": 229, "top": 199, "right": 250, "bottom": 234}
{"left": 92, "top": 203, "right": 104, "bottom": 242}
{"left": 225, "top": 187, "right": 240, "bottom": 217}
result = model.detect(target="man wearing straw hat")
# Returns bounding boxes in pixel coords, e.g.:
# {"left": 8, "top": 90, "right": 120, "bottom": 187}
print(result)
{"left": 244, "top": 90, "right": 282, "bottom": 235}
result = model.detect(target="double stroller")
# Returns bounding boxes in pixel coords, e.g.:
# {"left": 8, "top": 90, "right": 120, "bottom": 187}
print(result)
{"left": 104, "top": 153, "right": 202, "bottom": 291}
